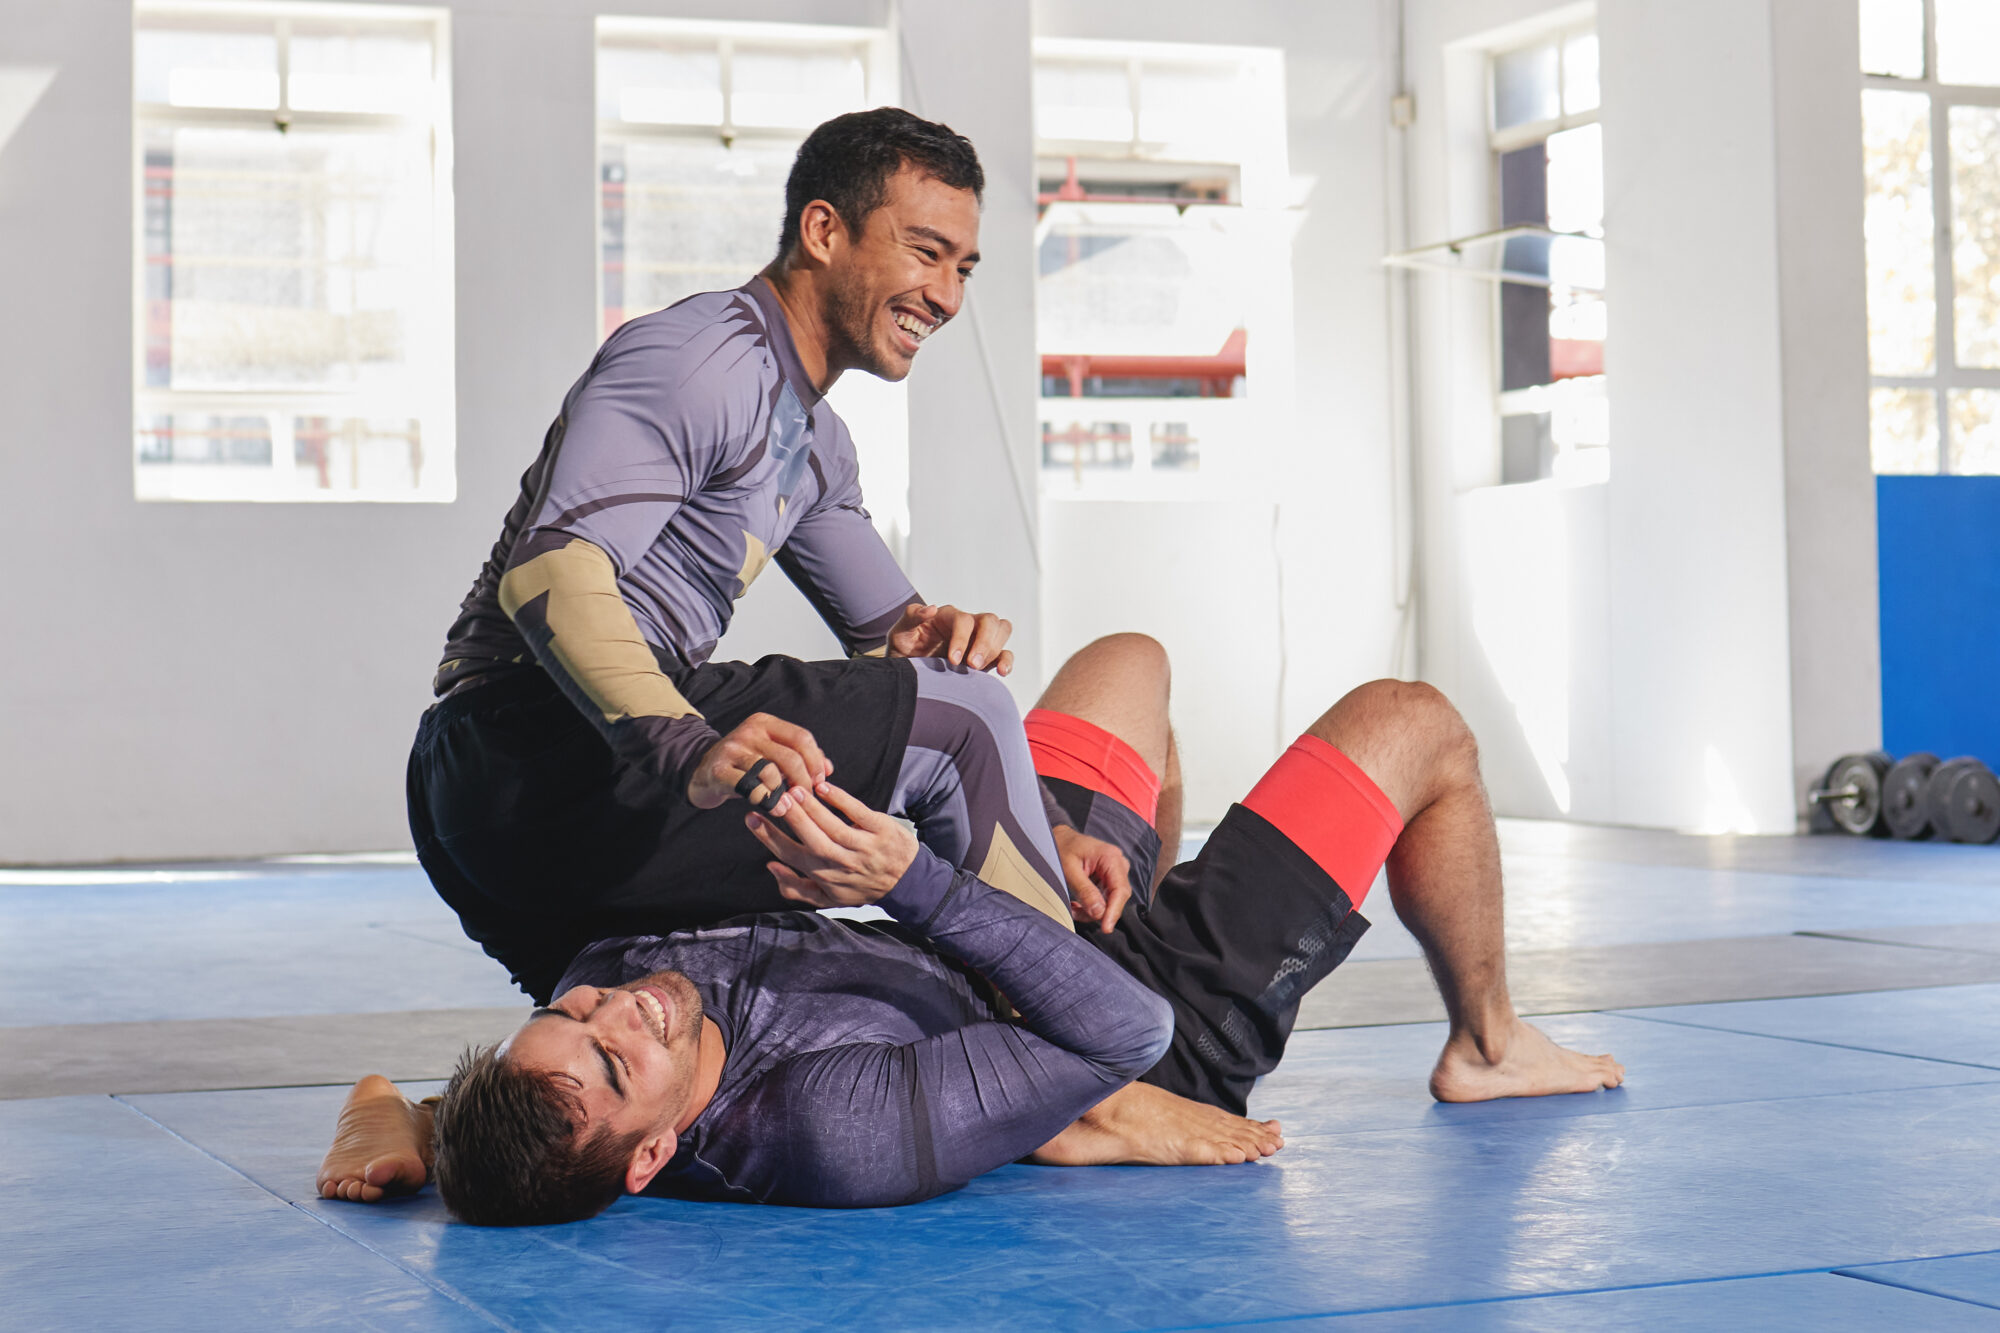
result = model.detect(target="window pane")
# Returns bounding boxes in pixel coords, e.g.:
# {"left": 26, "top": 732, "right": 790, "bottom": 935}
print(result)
{"left": 294, "top": 416, "right": 425, "bottom": 492}
{"left": 1950, "top": 105, "right": 2000, "bottom": 367}
{"left": 1862, "top": 90, "right": 1936, "bottom": 375}
{"left": 1859, "top": 0, "right": 1925, "bottom": 78}
{"left": 601, "top": 139, "right": 795, "bottom": 330}
{"left": 1949, "top": 388, "right": 2000, "bottom": 473}
{"left": 732, "top": 47, "right": 865, "bottom": 131}
{"left": 135, "top": 26, "right": 278, "bottom": 110}
{"left": 1546, "top": 122, "right": 1603, "bottom": 234}
{"left": 1036, "top": 204, "right": 1248, "bottom": 359}
{"left": 1493, "top": 42, "right": 1558, "bottom": 131}
{"left": 1561, "top": 33, "right": 1599, "bottom": 115}
{"left": 1937, "top": 0, "right": 2000, "bottom": 86}
{"left": 1137, "top": 62, "right": 1247, "bottom": 152}
{"left": 289, "top": 27, "right": 435, "bottom": 115}
{"left": 1035, "top": 61, "right": 1132, "bottom": 142}
{"left": 143, "top": 125, "right": 435, "bottom": 392}
{"left": 599, "top": 45, "right": 723, "bottom": 125}
{"left": 1871, "top": 386, "right": 1939, "bottom": 472}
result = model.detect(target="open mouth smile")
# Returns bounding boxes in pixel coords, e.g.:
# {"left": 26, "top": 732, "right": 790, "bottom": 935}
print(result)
{"left": 892, "top": 308, "right": 938, "bottom": 351}
{"left": 633, "top": 985, "right": 671, "bottom": 1046}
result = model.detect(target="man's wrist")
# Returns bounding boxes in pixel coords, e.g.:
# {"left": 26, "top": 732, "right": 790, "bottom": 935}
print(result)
{"left": 878, "top": 845, "right": 957, "bottom": 927}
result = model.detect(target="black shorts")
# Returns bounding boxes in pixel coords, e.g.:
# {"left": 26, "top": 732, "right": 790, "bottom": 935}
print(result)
{"left": 407, "top": 656, "right": 916, "bottom": 1004}
{"left": 1035, "top": 729, "right": 1387, "bottom": 1117}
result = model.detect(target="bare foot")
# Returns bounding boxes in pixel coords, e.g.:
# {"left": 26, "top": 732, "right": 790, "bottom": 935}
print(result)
{"left": 317, "top": 1075, "right": 434, "bottom": 1202}
{"left": 1429, "top": 1019, "right": 1625, "bottom": 1103}
{"left": 1030, "top": 1082, "right": 1283, "bottom": 1166}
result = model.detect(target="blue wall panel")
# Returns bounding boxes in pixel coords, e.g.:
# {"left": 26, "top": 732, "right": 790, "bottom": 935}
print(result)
{"left": 1878, "top": 476, "right": 2000, "bottom": 768}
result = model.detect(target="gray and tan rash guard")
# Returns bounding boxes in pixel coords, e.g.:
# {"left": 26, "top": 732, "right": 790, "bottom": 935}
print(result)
{"left": 436, "top": 278, "right": 920, "bottom": 794}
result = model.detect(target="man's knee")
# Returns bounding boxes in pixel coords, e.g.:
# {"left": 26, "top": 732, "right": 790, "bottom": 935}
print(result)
{"left": 1309, "top": 679, "right": 1479, "bottom": 806}
{"left": 1044, "top": 632, "right": 1171, "bottom": 708}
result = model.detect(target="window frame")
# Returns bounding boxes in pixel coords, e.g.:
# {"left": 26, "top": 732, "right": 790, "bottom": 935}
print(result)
{"left": 592, "top": 16, "right": 890, "bottom": 338}
{"left": 1863, "top": 0, "right": 2000, "bottom": 475}
{"left": 1030, "top": 37, "right": 1288, "bottom": 501}
{"left": 131, "top": 1, "right": 455, "bottom": 503}
{"left": 1486, "top": 24, "right": 1607, "bottom": 488}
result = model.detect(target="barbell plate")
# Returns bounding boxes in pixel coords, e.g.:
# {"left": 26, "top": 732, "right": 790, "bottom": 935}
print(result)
{"left": 1825, "top": 752, "right": 1890, "bottom": 836}
{"left": 1937, "top": 760, "right": 2000, "bottom": 845}
{"left": 1883, "top": 752, "right": 1940, "bottom": 840}
{"left": 1926, "top": 757, "right": 1982, "bottom": 844}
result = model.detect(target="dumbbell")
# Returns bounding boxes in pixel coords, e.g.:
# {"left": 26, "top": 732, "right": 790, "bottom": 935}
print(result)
{"left": 1925, "top": 757, "right": 2000, "bottom": 845}
{"left": 1883, "top": 752, "right": 1940, "bottom": 840}
{"left": 1808, "top": 751, "right": 1893, "bottom": 836}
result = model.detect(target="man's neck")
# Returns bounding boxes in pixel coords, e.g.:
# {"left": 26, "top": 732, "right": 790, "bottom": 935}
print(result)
{"left": 757, "top": 266, "right": 839, "bottom": 395}
{"left": 673, "top": 1016, "right": 728, "bottom": 1135}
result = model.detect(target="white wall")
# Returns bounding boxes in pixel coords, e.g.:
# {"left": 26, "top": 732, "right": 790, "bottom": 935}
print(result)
{"left": 1404, "top": 0, "right": 1877, "bottom": 832}
{"left": 1032, "top": 0, "right": 1403, "bottom": 820}
{"left": 0, "top": 0, "right": 901, "bottom": 863}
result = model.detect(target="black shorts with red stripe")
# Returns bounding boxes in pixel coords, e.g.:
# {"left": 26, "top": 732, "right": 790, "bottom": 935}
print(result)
{"left": 1028, "top": 714, "right": 1404, "bottom": 1116}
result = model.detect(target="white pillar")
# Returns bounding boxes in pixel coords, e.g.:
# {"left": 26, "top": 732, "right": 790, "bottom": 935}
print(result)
{"left": 894, "top": 0, "right": 1044, "bottom": 703}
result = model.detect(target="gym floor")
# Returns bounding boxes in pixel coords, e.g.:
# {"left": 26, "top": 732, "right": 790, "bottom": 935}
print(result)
{"left": 9, "top": 824, "right": 2000, "bottom": 1329}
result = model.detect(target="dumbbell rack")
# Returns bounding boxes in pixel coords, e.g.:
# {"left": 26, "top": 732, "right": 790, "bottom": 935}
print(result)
{"left": 1809, "top": 750, "right": 2000, "bottom": 844}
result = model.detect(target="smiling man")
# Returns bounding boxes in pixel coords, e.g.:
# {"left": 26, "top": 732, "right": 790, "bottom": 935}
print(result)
{"left": 412, "top": 109, "right": 1133, "bottom": 1013}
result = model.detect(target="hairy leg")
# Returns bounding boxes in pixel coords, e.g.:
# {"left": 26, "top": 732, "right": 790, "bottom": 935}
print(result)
{"left": 1308, "top": 681, "right": 1623, "bottom": 1101}
{"left": 317, "top": 1075, "right": 435, "bottom": 1202}
{"left": 1029, "top": 1081, "right": 1281, "bottom": 1167}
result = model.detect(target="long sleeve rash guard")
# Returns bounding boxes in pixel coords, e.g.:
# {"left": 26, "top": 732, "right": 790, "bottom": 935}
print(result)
{"left": 554, "top": 850, "right": 1176, "bottom": 1208}
{"left": 434, "top": 279, "right": 921, "bottom": 794}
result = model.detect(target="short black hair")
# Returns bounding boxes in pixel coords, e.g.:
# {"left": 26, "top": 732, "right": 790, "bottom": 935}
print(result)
{"left": 777, "top": 106, "right": 984, "bottom": 260}
{"left": 431, "top": 1044, "right": 648, "bottom": 1227}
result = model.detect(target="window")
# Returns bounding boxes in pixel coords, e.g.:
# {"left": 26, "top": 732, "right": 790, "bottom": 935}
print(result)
{"left": 595, "top": 19, "right": 886, "bottom": 335}
{"left": 134, "top": 3, "right": 453, "bottom": 502}
{"left": 1032, "top": 40, "right": 1289, "bottom": 498}
{"left": 1860, "top": 0, "right": 2000, "bottom": 474}
{"left": 594, "top": 18, "right": 909, "bottom": 553}
{"left": 1489, "top": 28, "right": 1606, "bottom": 486}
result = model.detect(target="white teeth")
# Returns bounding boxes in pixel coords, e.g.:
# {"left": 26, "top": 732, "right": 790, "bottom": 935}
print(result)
{"left": 635, "top": 987, "right": 666, "bottom": 1042}
{"left": 894, "top": 312, "right": 932, "bottom": 342}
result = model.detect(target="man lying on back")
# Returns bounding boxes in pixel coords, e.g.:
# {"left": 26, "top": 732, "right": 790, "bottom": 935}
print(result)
{"left": 321, "top": 637, "right": 1624, "bottom": 1219}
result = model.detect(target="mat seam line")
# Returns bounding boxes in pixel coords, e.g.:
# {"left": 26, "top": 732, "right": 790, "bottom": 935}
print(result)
{"left": 1135, "top": 1259, "right": 2000, "bottom": 1328}
{"left": 1833, "top": 1267, "right": 2000, "bottom": 1312}
{"left": 1795, "top": 929, "right": 2000, "bottom": 957}
{"left": 1611, "top": 1010, "right": 2000, "bottom": 1072}
{"left": 110, "top": 1094, "right": 517, "bottom": 1332}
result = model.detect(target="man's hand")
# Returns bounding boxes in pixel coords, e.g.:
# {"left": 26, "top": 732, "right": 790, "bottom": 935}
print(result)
{"left": 1054, "top": 825, "right": 1135, "bottom": 933}
{"left": 686, "top": 713, "right": 833, "bottom": 818}
{"left": 746, "top": 782, "right": 919, "bottom": 908}
{"left": 886, "top": 603, "right": 1014, "bottom": 675}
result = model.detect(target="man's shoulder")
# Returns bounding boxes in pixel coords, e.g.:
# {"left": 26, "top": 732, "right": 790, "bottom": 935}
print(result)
{"left": 596, "top": 285, "right": 779, "bottom": 390}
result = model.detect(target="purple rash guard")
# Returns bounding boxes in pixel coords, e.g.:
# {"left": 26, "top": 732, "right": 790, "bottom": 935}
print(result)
{"left": 435, "top": 279, "right": 921, "bottom": 792}
{"left": 555, "top": 849, "right": 1176, "bottom": 1208}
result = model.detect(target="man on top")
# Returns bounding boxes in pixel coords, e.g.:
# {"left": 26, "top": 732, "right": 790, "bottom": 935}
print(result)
{"left": 412, "top": 108, "right": 1138, "bottom": 1014}
{"left": 323, "top": 635, "right": 1624, "bottom": 1219}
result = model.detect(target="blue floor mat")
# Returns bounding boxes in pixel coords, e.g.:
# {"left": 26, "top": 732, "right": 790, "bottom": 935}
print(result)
{"left": 113, "top": 1067, "right": 2000, "bottom": 1330}
{"left": 1839, "top": 1250, "right": 2000, "bottom": 1312}
{"left": 0, "top": 867, "right": 522, "bottom": 1026}
{"left": 1283, "top": 1272, "right": 2000, "bottom": 1330}
{"left": 1248, "top": 1013, "right": 2000, "bottom": 1136}
{"left": 1619, "top": 984, "right": 2000, "bottom": 1069}
{"left": 0, "top": 1095, "right": 491, "bottom": 1331}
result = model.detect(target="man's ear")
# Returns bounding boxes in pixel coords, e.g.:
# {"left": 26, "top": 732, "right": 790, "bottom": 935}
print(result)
{"left": 624, "top": 1129, "right": 678, "bottom": 1195}
{"left": 797, "top": 198, "right": 846, "bottom": 266}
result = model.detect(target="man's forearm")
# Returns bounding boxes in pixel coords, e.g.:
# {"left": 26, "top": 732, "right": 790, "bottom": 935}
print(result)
{"left": 878, "top": 848, "right": 1171, "bottom": 1080}
{"left": 498, "top": 535, "right": 722, "bottom": 793}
